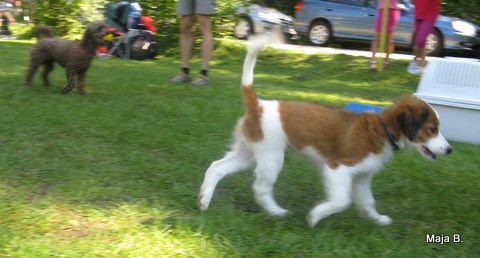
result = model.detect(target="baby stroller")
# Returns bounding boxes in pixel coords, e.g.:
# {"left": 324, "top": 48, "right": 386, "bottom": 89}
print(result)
{"left": 104, "top": 1, "right": 157, "bottom": 60}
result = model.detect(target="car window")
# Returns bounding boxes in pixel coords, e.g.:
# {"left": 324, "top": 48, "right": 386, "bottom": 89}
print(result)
{"left": 328, "top": 0, "right": 366, "bottom": 6}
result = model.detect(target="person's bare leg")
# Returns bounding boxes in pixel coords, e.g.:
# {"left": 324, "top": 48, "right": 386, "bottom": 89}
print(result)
{"left": 418, "top": 47, "right": 427, "bottom": 67}
{"left": 180, "top": 15, "right": 194, "bottom": 69}
{"left": 170, "top": 15, "right": 195, "bottom": 83}
{"left": 385, "top": 33, "right": 394, "bottom": 61}
{"left": 412, "top": 44, "right": 417, "bottom": 61}
{"left": 197, "top": 15, "right": 213, "bottom": 71}
{"left": 370, "top": 33, "right": 379, "bottom": 61}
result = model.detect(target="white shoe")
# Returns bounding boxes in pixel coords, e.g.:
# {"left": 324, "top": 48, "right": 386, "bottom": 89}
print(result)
{"left": 407, "top": 60, "right": 423, "bottom": 75}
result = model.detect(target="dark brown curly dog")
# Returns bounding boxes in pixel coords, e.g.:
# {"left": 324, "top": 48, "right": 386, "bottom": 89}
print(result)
{"left": 25, "top": 22, "right": 107, "bottom": 94}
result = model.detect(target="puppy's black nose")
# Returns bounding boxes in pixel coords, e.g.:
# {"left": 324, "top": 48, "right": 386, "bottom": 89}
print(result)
{"left": 446, "top": 146, "right": 453, "bottom": 155}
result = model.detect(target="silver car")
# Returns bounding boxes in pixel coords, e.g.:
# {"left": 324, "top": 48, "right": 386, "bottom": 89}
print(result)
{"left": 234, "top": 3, "right": 298, "bottom": 40}
{"left": 294, "top": 0, "right": 480, "bottom": 56}
{"left": 0, "top": 2, "right": 14, "bottom": 10}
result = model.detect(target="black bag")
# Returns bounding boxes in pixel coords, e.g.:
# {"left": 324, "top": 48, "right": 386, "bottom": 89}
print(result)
{"left": 129, "top": 32, "right": 157, "bottom": 60}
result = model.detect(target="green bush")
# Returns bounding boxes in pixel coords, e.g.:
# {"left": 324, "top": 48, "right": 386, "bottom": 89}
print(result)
{"left": 442, "top": 0, "right": 480, "bottom": 25}
{"left": 22, "top": 0, "right": 105, "bottom": 39}
{"left": 9, "top": 23, "right": 35, "bottom": 39}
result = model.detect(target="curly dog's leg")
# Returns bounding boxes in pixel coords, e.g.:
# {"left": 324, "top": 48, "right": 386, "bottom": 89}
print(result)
{"left": 42, "top": 60, "right": 54, "bottom": 87}
{"left": 77, "top": 69, "right": 87, "bottom": 95}
{"left": 25, "top": 59, "right": 41, "bottom": 86}
{"left": 61, "top": 67, "right": 76, "bottom": 94}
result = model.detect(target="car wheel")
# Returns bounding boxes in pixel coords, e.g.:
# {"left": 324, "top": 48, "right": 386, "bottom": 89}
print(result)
{"left": 308, "top": 21, "right": 332, "bottom": 46}
{"left": 425, "top": 29, "right": 443, "bottom": 56}
{"left": 234, "top": 16, "right": 254, "bottom": 40}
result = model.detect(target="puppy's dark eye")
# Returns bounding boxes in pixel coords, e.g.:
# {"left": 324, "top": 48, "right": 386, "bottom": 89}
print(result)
{"left": 430, "top": 126, "right": 438, "bottom": 134}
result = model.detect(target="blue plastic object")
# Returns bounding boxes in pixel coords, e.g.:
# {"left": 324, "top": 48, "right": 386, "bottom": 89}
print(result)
{"left": 344, "top": 102, "right": 384, "bottom": 114}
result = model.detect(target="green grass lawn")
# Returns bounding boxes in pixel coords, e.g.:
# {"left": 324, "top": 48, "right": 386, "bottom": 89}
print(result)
{"left": 1, "top": 39, "right": 479, "bottom": 257}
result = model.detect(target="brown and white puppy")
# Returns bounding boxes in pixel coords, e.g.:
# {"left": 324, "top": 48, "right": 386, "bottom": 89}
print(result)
{"left": 198, "top": 36, "right": 452, "bottom": 227}
{"left": 25, "top": 22, "right": 108, "bottom": 95}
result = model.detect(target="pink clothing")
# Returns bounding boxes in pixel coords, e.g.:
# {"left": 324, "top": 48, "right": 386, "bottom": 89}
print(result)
{"left": 374, "top": 8, "right": 401, "bottom": 33}
{"left": 377, "top": 0, "right": 399, "bottom": 10}
{"left": 415, "top": 19, "right": 436, "bottom": 48}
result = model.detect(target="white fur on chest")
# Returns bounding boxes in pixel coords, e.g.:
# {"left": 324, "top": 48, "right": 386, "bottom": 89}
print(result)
{"left": 342, "top": 144, "right": 394, "bottom": 175}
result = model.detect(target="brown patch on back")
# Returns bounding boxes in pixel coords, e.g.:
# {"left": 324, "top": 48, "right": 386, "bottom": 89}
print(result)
{"left": 331, "top": 112, "right": 388, "bottom": 167}
{"left": 279, "top": 101, "right": 389, "bottom": 168}
{"left": 241, "top": 86, "right": 264, "bottom": 141}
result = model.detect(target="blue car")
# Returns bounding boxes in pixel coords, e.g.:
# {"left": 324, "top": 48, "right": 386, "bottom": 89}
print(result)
{"left": 294, "top": 0, "right": 480, "bottom": 56}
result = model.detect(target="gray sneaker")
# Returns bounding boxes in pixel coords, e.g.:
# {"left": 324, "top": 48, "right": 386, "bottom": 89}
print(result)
{"left": 191, "top": 75, "right": 208, "bottom": 86}
{"left": 170, "top": 74, "right": 191, "bottom": 83}
{"left": 407, "top": 61, "right": 423, "bottom": 75}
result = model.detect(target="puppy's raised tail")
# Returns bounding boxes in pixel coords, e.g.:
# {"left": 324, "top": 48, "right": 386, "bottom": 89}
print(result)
{"left": 240, "top": 34, "right": 271, "bottom": 141}
{"left": 33, "top": 25, "right": 54, "bottom": 39}
{"left": 241, "top": 35, "right": 270, "bottom": 107}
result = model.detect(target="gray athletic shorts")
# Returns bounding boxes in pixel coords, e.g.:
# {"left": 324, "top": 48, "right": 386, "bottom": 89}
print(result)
{"left": 176, "top": 0, "right": 216, "bottom": 16}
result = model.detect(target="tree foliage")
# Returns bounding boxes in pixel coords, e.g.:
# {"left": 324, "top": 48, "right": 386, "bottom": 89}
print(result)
{"left": 24, "top": 0, "right": 105, "bottom": 38}
{"left": 441, "top": 0, "right": 480, "bottom": 25}
{"left": 22, "top": 0, "right": 479, "bottom": 43}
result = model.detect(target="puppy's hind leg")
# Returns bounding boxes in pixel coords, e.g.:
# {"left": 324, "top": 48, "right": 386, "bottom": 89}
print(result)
{"left": 198, "top": 141, "right": 254, "bottom": 211}
{"left": 42, "top": 60, "right": 54, "bottom": 87}
{"left": 252, "top": 149, "right": 288, "bottom": 217}
{"left": 307, "top": 166, "right": 352, "bottom": 227}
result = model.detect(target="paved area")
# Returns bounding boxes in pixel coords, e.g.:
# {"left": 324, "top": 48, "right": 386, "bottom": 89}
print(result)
{"left": 269, "top": 42, "right": 438, "bottom": 61}
{"left": 225, "top": 38, "right": 477, "bottom": 61}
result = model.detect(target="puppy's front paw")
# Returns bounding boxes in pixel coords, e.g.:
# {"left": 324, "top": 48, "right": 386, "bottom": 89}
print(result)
{"left": 270, "top": 208, "right": 289, "bottom": 217}
{"left": 375, "top": 215, "right": 392, "bottom": 225}
{"left": 306, "top": 212, "right": 320, "bottom": 228}
{"left": 197, "top": 193, "right": 211, "bottom": 212}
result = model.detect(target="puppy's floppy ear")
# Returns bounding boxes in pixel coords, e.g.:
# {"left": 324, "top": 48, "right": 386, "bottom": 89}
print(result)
{"left": 398, "top": 106, "right": 429, "bottom": 141}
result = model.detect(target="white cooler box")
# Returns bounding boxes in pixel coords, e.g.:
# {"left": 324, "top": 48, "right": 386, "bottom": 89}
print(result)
{"left": 414, "top": 58, "right": 480, "bottom": 144}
